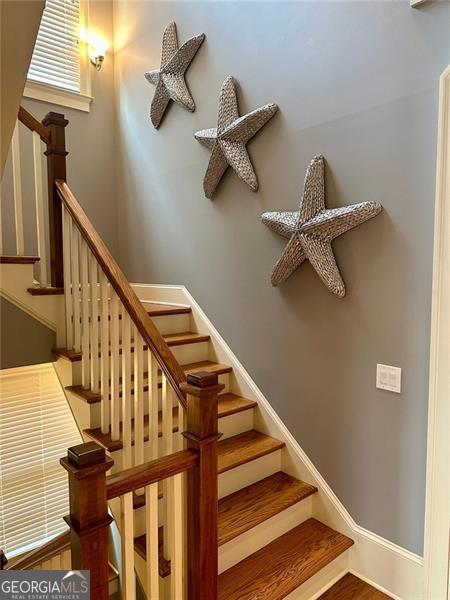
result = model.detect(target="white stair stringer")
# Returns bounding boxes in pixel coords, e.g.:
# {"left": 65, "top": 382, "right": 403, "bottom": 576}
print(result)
{"left": 0, "top": 263, "right": 65, "bottom": 344}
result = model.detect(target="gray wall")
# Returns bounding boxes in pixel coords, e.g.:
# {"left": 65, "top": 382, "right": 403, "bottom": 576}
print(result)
{"left": 0, "top": 297, "right": 55, "bottom": 369}
{"left": 113, "top": 0, "right": 449, "bottom": 554}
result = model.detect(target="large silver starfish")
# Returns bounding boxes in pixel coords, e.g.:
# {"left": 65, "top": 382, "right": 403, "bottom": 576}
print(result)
{"left": 145, "top": 22, "right": 205, "bottom": 129}
{"left": 262, "top": 155, "right": 382, "bottom": 297}
{"left": 195, "top": 76, "right": 278, "bottom": 198}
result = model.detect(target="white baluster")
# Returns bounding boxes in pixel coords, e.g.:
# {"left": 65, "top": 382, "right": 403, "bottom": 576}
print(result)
{"left": 134, "top": 330, "right": 145, "bottom": 466}
{"left": 110, "top": 292, "right": 121, "bottom": 441}
{"left": 122, "top": 313, "right": 132, "bottom": 470}
{"left": 62, "top": 208, "right": 73, "bottom": 350}
{"left": 0, "top": 184, "right": 3, "bottom": 255}
{"left": 89, "top": 256, "right": 99, "bottom": 393}
{"left": 100, "top": 273, "right": 110, "bottom": 434}
{"left": 162, "top": 376, "right": 174, "bottom": 559}
{"left": 11, "top": 122, "right": 24, "bottom": 255}
{"left": 32, "top": 131, "right": 47, "bottom": 287}
{"left": 162, "top": 375, "right": 174, "bottom": 456}
{"left": 145, "top": 482, "right": 160, "bottom": 600}
{"left": 169, "top": 473, "right": 184, "bottom": 600}
{"left": 177, "top": 402, "right": 185, "bottom": 452}
{"left": 80, "top": 241, "right": 90, "bottom": 389}
{"left": 148, "top": 352, "right": 159, "bottom": 461}
{"left": 121, "top": 492, "right": 136, "bottom": 600}
{"left": 71, "top": 227, "right": 81, "bottom": 352}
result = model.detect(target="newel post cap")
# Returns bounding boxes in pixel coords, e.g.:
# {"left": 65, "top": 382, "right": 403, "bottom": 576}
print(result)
{"left": 60, "top": 442, "right": 114, "bottom": 479}
{"left": 42, "top": 111, "right": 69, "bottom": 128}
{"left": 180, "top": 371, "right": 225, "bottom": 397}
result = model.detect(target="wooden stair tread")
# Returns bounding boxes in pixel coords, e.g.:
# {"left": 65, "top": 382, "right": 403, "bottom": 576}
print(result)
{"left": 319, "top": 573, "right": 393, "bottom": 599}
{"left": 218, "top": 430, "right": 284, "bottom": 474}
{"left": 218, "top": 472, "right": 317, "bottom": 546}
{"left": 83, "top": 394, "right": 256, "bottom": 452}
{"left": 134, "top": 471, "right": 313, "bottom": 575}
{"left": 218, "top": 518, "right": 354, "bottom": 600}
{"left": 66, "top": 360, "right": 232, "bottom": 404}
{"left": 84, "top": 407, "right": 178, "bottom": 452}
{"left": 218, "top": 393, "right": 257, "bottom": 417}
{"left": 53, "top": 332, "right": 209, "bottom": 362}
{"left": 162, "top": 332, "right": 209, "bottom": 346}
{"left": 0, "top": 255, "right": 40, "bottom": 264}
{"left": 27, "top": 286, "right": 64, "bottom": 295}
{"left": 143, "top": 302, "right": 191, "bottom": 316}
{"left": 134, "top": 527, "right": 170, "bottom": 577}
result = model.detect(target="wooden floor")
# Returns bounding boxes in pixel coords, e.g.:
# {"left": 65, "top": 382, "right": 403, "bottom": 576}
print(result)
{"left": 319, "top": 573, "right": 393, "bottom": 599}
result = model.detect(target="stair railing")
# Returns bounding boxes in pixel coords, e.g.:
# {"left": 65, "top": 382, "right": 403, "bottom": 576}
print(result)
{"left": 56, "top": 178, "right": 187, "bottom": 430}
{"left": 61, "top": 372, "right": 221, "bottom": 600}
{"left": 1, "top": 107, "right": 67, "bottom": 290}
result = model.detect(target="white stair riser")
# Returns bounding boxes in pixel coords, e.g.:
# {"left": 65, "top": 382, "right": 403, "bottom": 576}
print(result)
{"left": 218, "top": 496, "right": 314, "bottom": 573}
{"left": 151, "top": 313, "right": 191, "bottom": 335}
{"left": 284, "top": 552, "right": 350, "bottom": 600}
{"left": 134, "top": 550, "right": 166, "bottom": 598}
{"left": 170, "top": 341, "right": 209, "bottom": 364}
{"left": 107, "top": 432, "right": 184, "bottom": 473}
{"left": 219, "top": 410, "right": 253, "bottom": 440}
{"left": 77, "top": 372, "right": 231, "bottom": 430}
{"left": 105, "top": 406, "right": 251, "bottom": 475}
{"left": 219, "top": 450, "right": 282, "bottom": 499}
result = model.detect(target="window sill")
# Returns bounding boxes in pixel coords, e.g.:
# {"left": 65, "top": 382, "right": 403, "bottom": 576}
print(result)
{"left": 24, "top": 80, "right": 93, "bottom": 113}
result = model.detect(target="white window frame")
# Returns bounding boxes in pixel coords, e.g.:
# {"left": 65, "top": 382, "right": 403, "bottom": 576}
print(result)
{"left": 24, "top": 0, "right": 93, "bottom": 113}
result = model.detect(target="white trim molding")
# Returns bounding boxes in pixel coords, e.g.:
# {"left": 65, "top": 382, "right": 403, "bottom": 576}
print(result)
{"left": 410, "top": 0, "right": 431, "bottom": 7}
{"left": 132, "top": 282, "right": 424, "bottom": 599}
{"left": 23, "top": 80, "right": 93, "bottom": 114}
{"left": 423, "top": 64, "right": 450, "bottom": 600}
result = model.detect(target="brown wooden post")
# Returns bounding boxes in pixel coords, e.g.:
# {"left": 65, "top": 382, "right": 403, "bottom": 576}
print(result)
{"left": 42, "top": 111, "right": 68, "bottom": 288}
{"left": 0, "top": 550, "right": 7, "bottom": 570}
{"left": 60, "top": 442, "right": 113, "bottom": 600}
{"left": 180, "top": 371, "right": 224, "bottom": 600}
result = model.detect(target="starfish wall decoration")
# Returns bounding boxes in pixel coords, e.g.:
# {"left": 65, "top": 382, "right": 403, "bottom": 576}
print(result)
{"left": 145, "top": 22, "right": 205, "bottom": 128}
{"left": 195, "top": 76, "right": 278, "bottom": 199}
{"left": 262, "top": 155, "right": 382, "bottom": 297}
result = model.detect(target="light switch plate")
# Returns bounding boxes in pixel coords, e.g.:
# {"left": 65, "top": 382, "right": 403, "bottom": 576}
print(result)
{"left": 376, "top": 364, "right": 402, "bottom": 393}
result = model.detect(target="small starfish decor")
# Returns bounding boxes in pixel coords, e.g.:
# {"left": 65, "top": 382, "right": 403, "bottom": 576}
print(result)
{"left": 262, "top": 155, "right": 382, "bottom": 297}
{"left": 145, "top": 22, "right": 205, "bottom": 128}
{"left": 195, "top": 76, "right": 278, "bottom": 198}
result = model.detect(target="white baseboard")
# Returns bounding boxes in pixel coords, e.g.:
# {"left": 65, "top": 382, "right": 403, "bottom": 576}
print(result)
{"left": 132, "top": 282, "right": 425, "bottom": 599}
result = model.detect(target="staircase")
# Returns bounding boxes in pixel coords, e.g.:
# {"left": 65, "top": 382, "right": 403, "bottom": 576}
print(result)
{"left": 0, "top": 105, "right": 393, "bottom": 600}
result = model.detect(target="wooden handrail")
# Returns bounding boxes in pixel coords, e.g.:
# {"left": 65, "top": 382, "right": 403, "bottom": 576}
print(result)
{"left": 106, "top": 448, "right": 198, "bottom": 499}
{"left": 55, "top": 179, "right": 187, "bottom": 407}
{"left": 18, "top": 106, "right": 51, "bottom": 145}
{"left": 6, "top": 531, "right": 70, "bottom": 570}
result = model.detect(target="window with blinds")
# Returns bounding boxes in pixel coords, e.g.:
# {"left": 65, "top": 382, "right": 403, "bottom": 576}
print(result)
{"left": 0, "top": 364, "right": 81, "bottom": 558}
{"left": 28, "top": 0, "right": 81, "bottom": 93}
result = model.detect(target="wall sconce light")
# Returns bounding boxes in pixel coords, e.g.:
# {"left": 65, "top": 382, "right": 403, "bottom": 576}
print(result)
{"left": 85, "top": 33, "right": 108, "bottom": 71}
{"left": 89, "top": 48, "right": 105, "bottom": 70}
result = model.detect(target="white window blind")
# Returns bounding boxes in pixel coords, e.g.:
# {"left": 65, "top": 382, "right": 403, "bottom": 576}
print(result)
{"left": 0, "top": 364, "right": 81, "bottom": 558}
{"left": 28, "top": 0, "right": 81, "bottom": 93}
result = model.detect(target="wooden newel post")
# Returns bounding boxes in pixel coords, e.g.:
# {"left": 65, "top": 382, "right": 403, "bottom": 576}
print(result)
{"left": 60, "top": 442, "right": 113, "bottom": 600}
{"left": 42, "top": 111, "right": 68, "bottom": 288}
{"left": 180, "top": 371, "right": 224, "bottom": 600}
